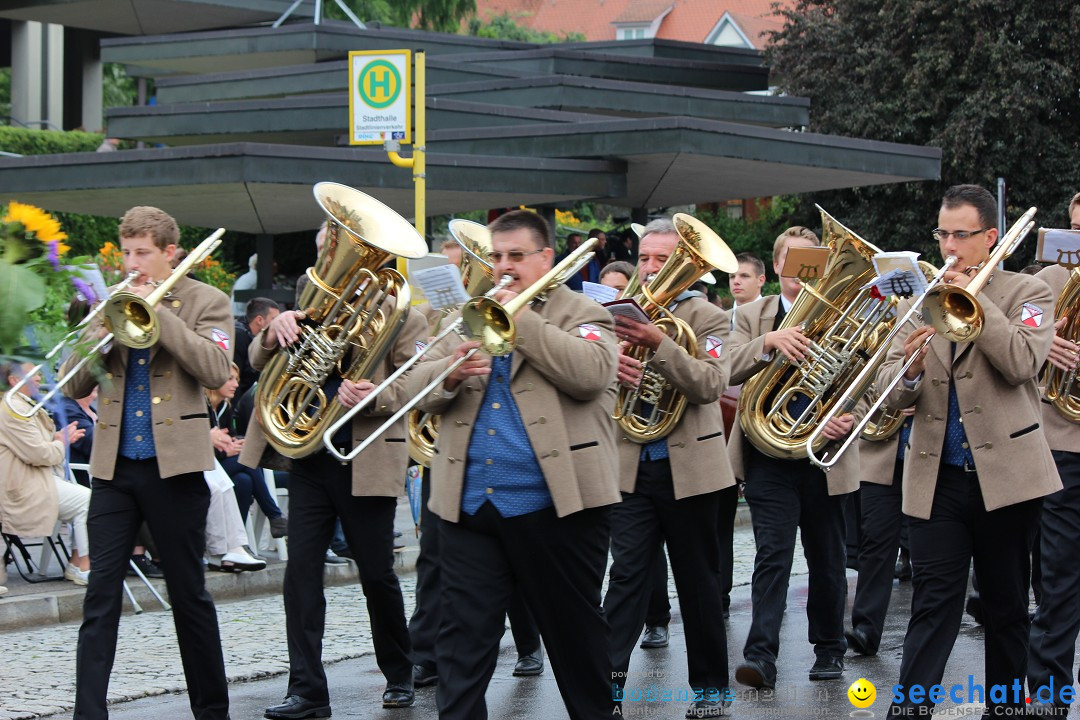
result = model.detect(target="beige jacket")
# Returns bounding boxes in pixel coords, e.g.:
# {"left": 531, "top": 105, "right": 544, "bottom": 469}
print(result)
{"left": 726, "top": 294, "right": 861, "bottom": 495}
{"left": 877, "top": 270, "right": 1061, "bottom": 518}
{"left": 240, "top": 304, "right": 429, "bottom": 497}
{"left": 61, "top": 275, "right": 233, "bottom": 480}
{"left": 404, "top": 285, "right": 621, "bottom": 522}
{"left": 1035, "top": 263, "right": 1080, "bottom": 453}
{"left": 616, "top": 296, "right": 736, "bottom": 498}
{"left": 0, "top": 393, "right": 65, "bottom": 536}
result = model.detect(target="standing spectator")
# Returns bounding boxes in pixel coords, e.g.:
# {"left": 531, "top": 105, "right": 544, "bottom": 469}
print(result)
{"left": 556, "top": 233, "right": 585, "bottom": 292}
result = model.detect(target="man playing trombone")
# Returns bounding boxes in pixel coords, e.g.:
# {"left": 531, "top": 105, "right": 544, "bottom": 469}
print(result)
{"left": 879, "top": 184, "right": 1060, "bottom": 717}
{"left": 403, "top": 209, "right": 620, "bottom": 720}
{"left": 62, "top": 207, "right": 234, "bottom": 720}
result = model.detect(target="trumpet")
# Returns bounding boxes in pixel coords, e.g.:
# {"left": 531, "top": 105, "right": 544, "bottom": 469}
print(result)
{"left": 323, "top": 239, "right": 597, "bottom": 462}
{"left": 3, "top": 228, "right": 225, "bottom": 420}
{"left": 3, "top": 270, "right": 139, "bottom": 420}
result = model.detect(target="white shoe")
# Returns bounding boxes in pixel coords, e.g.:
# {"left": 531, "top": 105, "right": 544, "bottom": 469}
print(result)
{"left": 0, "top": 585, "right": 8, "bottom": 597}
{"left": 209, "top": 548, "right": 266, "bottom": 572}
{"left": 64, "top": 564, "right": 90, "bottom": 586}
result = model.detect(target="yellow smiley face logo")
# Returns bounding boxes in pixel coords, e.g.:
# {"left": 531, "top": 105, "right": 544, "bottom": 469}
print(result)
{"left": 848, "top": 678, "right": 876, "bottom": 708}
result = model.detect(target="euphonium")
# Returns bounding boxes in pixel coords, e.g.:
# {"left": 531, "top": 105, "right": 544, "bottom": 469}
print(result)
{"left": 255, "top": 183, "right": 427, "bottom": 459}
{"left": 739, "top": 207, "right": 896, "bottom": 460}
{"left": 406, "top": 219, "right": 495, "bottom": 467}
{"left": 1041, "top": 265, "right": 1080, "bottom": 423}
{"left": 613, "top": 214, "right": 738, "bottom": 443}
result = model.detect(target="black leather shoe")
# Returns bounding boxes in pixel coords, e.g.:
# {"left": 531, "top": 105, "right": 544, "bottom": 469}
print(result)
{"left": 808, "top": 656, "right": 844, "bottom": 681}
{"left": 264, "top": 695, "right": 331, "bottom": 719}
{"left": 412, "top": 663, "right": 437, "bottom": 688}
{"left": 735, "top": 659, "right": 776, "bottom": 689}
{"left": 129, "top": 554, "right": 164, "bottom": 579}
{"left": 685, "top": 698, "right": 731, "bottom": 718}
{"left": 382, "top": 682, "right": 415, "bottom": 708}
{"left": 965, "top": 592, "right": 986, "bottom": 626}
{"left": 640, "top": 625, "right": 670, "bottom": 649}
{"left": 894, "top": 550, "right": 912, "bottom": 581}
{"left": 513, "top": 647, "right": 544, "bottom": 676}
{"left": 845, "top": 626, "right": 877, "bottom": 656}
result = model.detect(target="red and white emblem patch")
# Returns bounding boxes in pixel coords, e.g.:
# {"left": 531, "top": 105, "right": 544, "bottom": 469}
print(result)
{"left": 578, "top": 323, "right": 602, "bottom": 341}
{"left": 416, "top": 340, "right": 427, "bottom": 354}
{"left": 1021, "top": 303, "right": 1044, "bottom": 328}
{"left": 210, "top": 328, "right": 230, "bottom": 351}
{"left": 705, "top": 335, "right": 723, "bottom": 359}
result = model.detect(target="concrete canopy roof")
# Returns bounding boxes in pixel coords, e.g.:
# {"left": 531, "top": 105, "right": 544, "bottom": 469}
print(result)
{"left": 0, "top": 144, "right": 626, "bottom": 233}
{"left": 426, "top": 117, "right": 942, "bottom": 208}
{"left": 0, "top": 0, "right": 311, "bottom": 35}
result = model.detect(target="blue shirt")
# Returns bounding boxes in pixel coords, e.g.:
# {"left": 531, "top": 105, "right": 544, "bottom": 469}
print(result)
{"left": 119, "top": 348, "right": 156, "bottom": 460}
{"left": 461, "top": 354, "right": 552, "bottom": 517}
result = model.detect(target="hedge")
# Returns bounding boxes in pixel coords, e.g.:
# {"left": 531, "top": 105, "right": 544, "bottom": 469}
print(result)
{"left": 0, "top": 126, "right": 104, "bottom": 155}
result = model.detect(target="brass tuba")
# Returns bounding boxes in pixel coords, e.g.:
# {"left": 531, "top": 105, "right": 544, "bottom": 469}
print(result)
{"left": 255, "top": 183, "right": 427, "bottom": 459}
{"left": 739, "top": 207, "right": 896, "bottom": 460}
{"left": 406, "top": 219, "right": 495, "bottom": 467}
{"left": 613, "top": 214, "right": 738, "bottom": 442}
{"left": 1041, "top": 265, "right": 1080, "bottom": 422}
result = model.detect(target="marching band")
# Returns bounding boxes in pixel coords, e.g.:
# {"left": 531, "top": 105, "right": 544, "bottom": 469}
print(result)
{"left": 20, "top": 184, "right": 1080, "bottom": 719}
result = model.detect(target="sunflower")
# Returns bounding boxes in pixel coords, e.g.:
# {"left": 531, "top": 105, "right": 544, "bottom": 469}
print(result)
{"left": 3, "top": 201, "right": 71, "bottom": 254}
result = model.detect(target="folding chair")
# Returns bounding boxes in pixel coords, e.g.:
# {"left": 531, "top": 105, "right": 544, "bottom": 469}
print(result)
{"left": 247, "top": 469, "right": 288, "bottom": 561}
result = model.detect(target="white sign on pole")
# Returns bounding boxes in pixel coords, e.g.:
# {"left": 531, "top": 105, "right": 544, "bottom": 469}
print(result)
{"left": 348, "top": 49, "right": 411, "bottom": 146}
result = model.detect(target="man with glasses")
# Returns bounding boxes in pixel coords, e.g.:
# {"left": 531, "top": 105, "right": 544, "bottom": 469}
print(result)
{"left": 877, "top": 184, "right": 1060, "bottom": 717}
{"left": 404, "top": 210, "right": 620, "bottom": 719}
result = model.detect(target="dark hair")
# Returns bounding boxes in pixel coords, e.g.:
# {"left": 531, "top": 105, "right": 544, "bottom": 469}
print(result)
{"left": 941, "top": 184, "right": 997, "bottom": 230}
{"left": 734, "top": 252, "right": 766, "bottom": 277}
{"left": 587, "top": 228, "right": 605, "bottom": 239}
{"left": 1069, "top": 191, "right": 1080, "bottom": 220}
{"left": 567, "top": 232, "right": 582, "bottom": 241}
{"left": 245, "top": 297, "right": 281, "bottom": 325}
{"left": 1020, "top": 264, "right": 1043, "bottom": 276}
{"left": 119, "top": 206, "right": 180, "bottom": 250}
{"left": 488, "top": 210, "right": 553, "bottom": 249}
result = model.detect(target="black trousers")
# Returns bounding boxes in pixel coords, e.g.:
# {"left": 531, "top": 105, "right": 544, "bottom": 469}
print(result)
{"left": 645, "top": 546, "right": 671, "bottom": 628}
{"left": 605, "top": 459, "right": 729, "bottom": 692}
{"left": 409, "top": 467, "right": 440, "bottom": 671}
{"left": 436, "top": 502, "right": 612, "bottom": 720}
{"left": 410, "top": 470, "right": 544, "bottom": 672}
{"left": 75, "top": 457, "right": 228, "bottom": 720}
{"left": 889, "top": 466, "right": 1040, "bottom": 717}
{"left": 741, "top": 447, "right": 848, "bottom": 665}
{"left": 1028, "top": 450, "right": 1080, "bottom": 706}
{"left": 850, "top": 465, "right": 905, "bottom": 652}
{"left": 284, "top": 452, "right": 412, "bottom": 702}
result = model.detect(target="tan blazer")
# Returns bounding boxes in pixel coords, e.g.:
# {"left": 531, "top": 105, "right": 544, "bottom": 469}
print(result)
{"left": 61, "top": 275, "right": 233, "bottom": 481}
{"left": 877, "top": 270, "right": 1061, "bottom": 518}
{"left": 616, "top": 296, "right": 736, "bottom": 498}
{"left": 239, "top": 304, "right": 429, "bottom": 498}
{"left": 1035, "top": 264, "right": 1080, "bottom": 453}
{"left": 857, "top": 434, "right": 904, "bottom": 487}
{"left": 404, "top": 285, "right": 621, "bottom": 522}
{"left": 0, "top": 393, "right": 65, "bottom": 536}
{"left": 726, "top": 295, "right": 861, "bottom": 495}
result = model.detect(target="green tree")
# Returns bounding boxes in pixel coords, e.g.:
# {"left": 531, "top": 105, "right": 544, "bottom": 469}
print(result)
{"left": 766, "top": 0, "right": 1080, "bottom": 267}
{"left": 467, "top": 12, "right": 585, "bottom": 43}
{"left": 330, "top": 0, "right": 476, "bottom": 31}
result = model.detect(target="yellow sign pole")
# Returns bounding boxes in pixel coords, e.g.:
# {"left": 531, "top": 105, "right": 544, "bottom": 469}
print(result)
{"left": 387, "top": 51, "right": 426, "bottom": 276}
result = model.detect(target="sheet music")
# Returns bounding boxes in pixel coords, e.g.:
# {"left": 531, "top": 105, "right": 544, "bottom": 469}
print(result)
{"left": 869, "top": 251, "right": 927, "bottom": 298}
{"left": 69, "top": 264, "right": 109, "bottom": 303}
{"left": 603, "top": 298, "right": 651, "bottom": 324}
{"left": 582, "top": 281, "right": 619, "bottom": 305}
{"left": 410, "top": 264, "right": 471, "bottom": 310}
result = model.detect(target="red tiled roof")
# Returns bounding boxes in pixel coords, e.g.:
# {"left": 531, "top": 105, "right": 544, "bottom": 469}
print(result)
{"left": 473, "top": 0, "right": 790, "bottom": 46}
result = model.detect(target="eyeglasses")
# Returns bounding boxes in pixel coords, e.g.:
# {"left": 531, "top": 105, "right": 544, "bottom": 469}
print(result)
{"left": 931, "top": 227, "right": 992, "bottom": 241}
{"left": 489, "top": 248, "right": 545, "bottom": 263}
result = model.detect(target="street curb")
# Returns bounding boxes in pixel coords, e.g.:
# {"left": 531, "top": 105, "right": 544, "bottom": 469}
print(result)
{"left": 0, "top": 545, "right": 420, "bottom": 632}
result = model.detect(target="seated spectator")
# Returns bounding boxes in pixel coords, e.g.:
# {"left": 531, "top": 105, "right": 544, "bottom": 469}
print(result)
{"left": 204, "top": 458, "right": 265, "bottom": 573}
{"left": 52, "top": 388, "right": 97, "bottom": 487}
{"left": 599, "top": 260, "right": 635, "bottom": 295}
{"left": 207, "top": 363, "right": 287, "bottom": 538}
{"left": 0, "top": 363, "right": 92, "bottom": 585}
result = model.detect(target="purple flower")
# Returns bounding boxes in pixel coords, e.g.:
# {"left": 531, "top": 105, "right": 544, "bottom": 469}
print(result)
{"left": 47, "top": 241, "right": 61, "bottom": 270}
{"left": 72, "top": 277, "right": 97, "bottom": 304}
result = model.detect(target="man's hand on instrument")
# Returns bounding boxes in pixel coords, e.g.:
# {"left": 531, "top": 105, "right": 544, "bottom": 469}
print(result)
{"left": 265, "top": 309, "right": 305, "bottom": 348}
{"left": 338, "top": 380, "right": 375, "bottom": 409}
{"left": 617, "top": 350, "right": 643, "bottom": 388}
{"left": 1047, "top": 316, "right": 1079, "bottom": 372}
{"left": 764, "top": 326, "right": 810, "bottom": 363}
{"left": 820, "top": 413, "right": 855, "bottom": 441}
{"left": 942, "top": 269, "right": 975, "bottom": 289}
{"left": 445, "top": 341, "right": 491, "bottom": 391}
{"left": 493, "top": 287, "right": 531, "bottom": 318}
{"left": 615, "top": 317, "right": 665, "bottom": 351}
{"left": 903, "top": 326, "right": 936, "bottom": 380}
